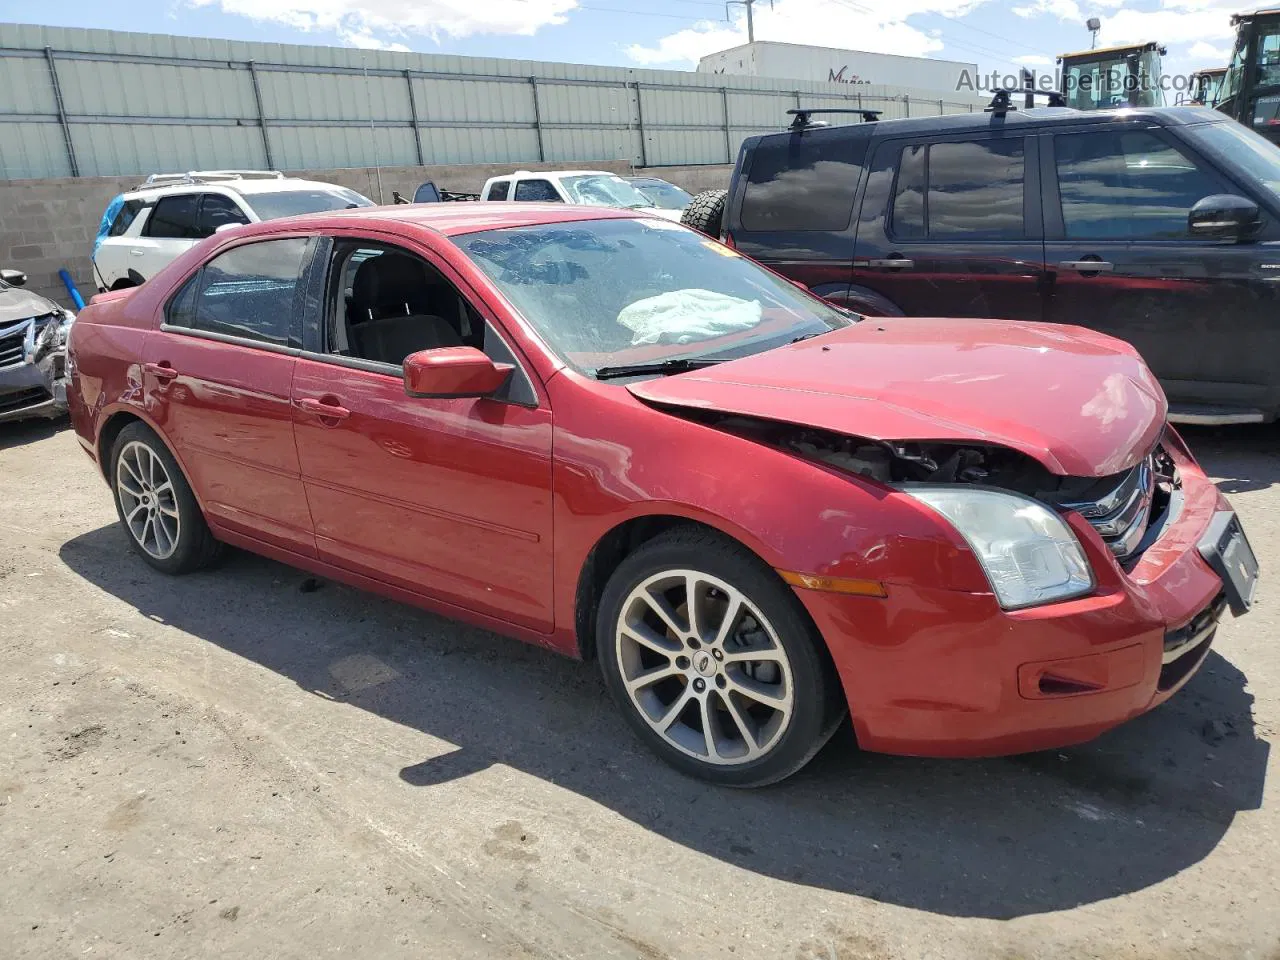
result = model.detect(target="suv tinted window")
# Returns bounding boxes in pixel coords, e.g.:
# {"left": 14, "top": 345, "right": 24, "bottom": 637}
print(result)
{"left": 514, "top": 179, "right": 561, "bottom": 202}
{"left": 198, "top": 194, "right": 250, "bottom": 235}
{"left": 1055, "top": 129, "right": 1226, "bottom": 239}
{"left": 890, "top": 139, "right": 1025, "bottom": 240}
{"left": 144, "top": 194, "right": 202, "bottom": 239}
{"left": 186, "top": 238, "right": 311, "bottom": 346}
{"left": 109, "top": 199, "right": 145, "bottom": 237}
{"left": 484, "top": 180, "right": 511, "bottom": 201}
{"left": 741, "top": 130, "right": 868, "bottom": 232}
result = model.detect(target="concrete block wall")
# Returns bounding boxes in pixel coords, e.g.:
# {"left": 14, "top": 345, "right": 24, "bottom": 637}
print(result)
{"left": 0, "top": 161, "right": 733, "bottom": 309}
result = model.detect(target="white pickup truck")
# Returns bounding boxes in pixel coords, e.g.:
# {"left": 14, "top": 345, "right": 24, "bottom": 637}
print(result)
{"left": 477, "top": 170, "right": 684, "bottom": 221}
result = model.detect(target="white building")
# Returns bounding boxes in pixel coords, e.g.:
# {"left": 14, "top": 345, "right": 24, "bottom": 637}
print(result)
{"left": 698, "top": 41, "right": 976, "bottom": 98}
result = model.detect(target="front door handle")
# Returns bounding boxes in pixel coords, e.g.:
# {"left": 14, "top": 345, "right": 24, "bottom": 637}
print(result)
{"left": 866, "top": 258, "right": 914, "bottom": 270}
{"left": 129, "top": 249, "right": 145, "bottom": 257}
{"left": 1058, "top": 260, "right": 1114, "bottom": 273}
{"left": 143, "top": 361, "right": 178, "bottom": 381}
{"left": 296, "top": 397, "right": 352, "bottom": 421}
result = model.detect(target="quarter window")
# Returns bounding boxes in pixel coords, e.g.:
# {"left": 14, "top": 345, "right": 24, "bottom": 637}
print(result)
{"left": 513, "top": 179, "right": 561, "bottom": 202}
{"left": 1055, "top": 130, "right": 1227, "bottom": 239}
{"left": 890, "top": 139, "right": 1025, "bottom": 240}
{"left": 740, "top": 130, "right": 869, "bottom": 232}
{"left": 185, "top": 238, "right": 311, "bottom": 346}
{"left": 109, "top": 199, "right": 145, "bottom": 237}
{"left": 144, "top": 194, "right": 202, "bottom": 240}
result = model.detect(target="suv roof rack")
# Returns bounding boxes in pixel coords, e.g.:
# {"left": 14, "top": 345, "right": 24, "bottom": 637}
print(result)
{"left": 133, "top": 170, "right": 287, "bottom": 190}
{"left": 985, "top": 89, "right": 1067, "bottom": 116}
{"left": 787, "top": 108, "right": 882, "bottom": 130}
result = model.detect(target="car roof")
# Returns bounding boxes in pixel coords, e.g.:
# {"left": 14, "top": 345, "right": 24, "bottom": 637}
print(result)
{"left": 229, "top": 202, "right": 645, "bottom": 239}
{"left": 753, "top": 104, "right": 1227, "bottom": 144}
{"left": 502, "top": 170, "right": 617, "bottom": 179}
{"left": 122, "top": 177, "right": 352, "bottom": 200}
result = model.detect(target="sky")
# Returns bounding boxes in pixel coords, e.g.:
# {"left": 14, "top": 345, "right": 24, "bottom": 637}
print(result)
{"left": 0, "top": 0, "right": 1246, "bottom": 93}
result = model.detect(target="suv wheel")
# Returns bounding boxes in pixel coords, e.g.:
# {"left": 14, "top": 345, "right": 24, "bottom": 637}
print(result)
{"left": 597, "top": 527, "right": 845, "bottom": 787}
{"left": 681, "top": 189, "right": 728, "bottom": 238}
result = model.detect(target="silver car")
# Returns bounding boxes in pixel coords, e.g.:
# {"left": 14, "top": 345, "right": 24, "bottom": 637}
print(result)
{"left": 0, "top": 269, "right": 75, "bottom": 423}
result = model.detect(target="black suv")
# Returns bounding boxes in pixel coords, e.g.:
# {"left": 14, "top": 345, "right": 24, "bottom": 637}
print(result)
{"left": 683, "top": 103, "right": 1280, "bottom": 424}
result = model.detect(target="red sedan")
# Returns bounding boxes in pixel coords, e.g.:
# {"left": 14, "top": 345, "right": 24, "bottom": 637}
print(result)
{"left": 65, "top": 204, "right": 1257, "bottom": 786}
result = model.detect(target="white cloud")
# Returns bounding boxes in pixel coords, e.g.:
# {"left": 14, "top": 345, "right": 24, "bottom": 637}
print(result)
{"left": 1187, "top": 39, "right": 1230, "bottom": 62}
{"left": 188, "top": 0, "right": 578, "bottom": 49}
{"left": 1012, "top": 53, "right": 1054, "bottom": 65}
{"left": 626, "top": 0, "right": 992, "bottom": 67}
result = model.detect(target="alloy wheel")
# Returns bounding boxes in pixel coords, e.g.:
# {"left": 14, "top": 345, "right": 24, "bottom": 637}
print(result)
{"left": 614, "top": 569, "right": 795, "bottom": 765}
{"left": 115, "top": 439, "right": 182, "bottom": 560}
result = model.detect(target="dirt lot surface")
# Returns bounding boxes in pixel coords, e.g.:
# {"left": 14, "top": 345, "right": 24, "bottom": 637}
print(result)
{"left": 1, "top": 419, "right": 1277, "bottom": 960}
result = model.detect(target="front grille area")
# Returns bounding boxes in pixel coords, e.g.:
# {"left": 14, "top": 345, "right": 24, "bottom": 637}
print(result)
{"left": 1059, "top": 453, "right": 1160, "bottom": 563}
{"left": 0, "top": 387, "right": 50, "bottom": 414}
{"left": 0, "top": 325, "right": 26, "bottom": 367}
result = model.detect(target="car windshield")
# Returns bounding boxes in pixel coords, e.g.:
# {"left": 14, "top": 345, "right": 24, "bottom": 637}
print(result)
{"left": 561, "top": 175, "right": 654, "bottom": 209}
{"left": 631, "top": 180, "right": 693, "bottom": 210}
{"left": 242, "top": 187, "right": 373, "bottom": 220}
{"left": 455, "top": 218, "right": 853, "bottom": 376}
{"left": 1190, "top": 120, "right": 1280, "bottom": 199}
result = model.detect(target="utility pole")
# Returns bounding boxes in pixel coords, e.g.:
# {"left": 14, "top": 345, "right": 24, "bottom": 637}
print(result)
{"left": 726, "top": 0, "right": 772, "bottom": 43}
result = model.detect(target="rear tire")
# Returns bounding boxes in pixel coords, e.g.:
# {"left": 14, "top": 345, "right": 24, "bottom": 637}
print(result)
{"left": 110, "top": 422, "right": 222, "bottom": 574}
{"left": 597, "top": 526, "right": 845, "bottom": 787}
{"left": 680, "top": 189, "right": 728, "bottom": 238}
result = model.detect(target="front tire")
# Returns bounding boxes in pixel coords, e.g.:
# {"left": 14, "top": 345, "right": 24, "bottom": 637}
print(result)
{"left": 597, "top": 527, "right": 845, "bottom": 787}
{"left": 111, "top": 422, "right": 221, "bottom": 574}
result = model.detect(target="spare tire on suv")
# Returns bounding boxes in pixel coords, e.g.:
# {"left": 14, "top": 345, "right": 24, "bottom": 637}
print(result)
{"left": 680, "top": 189, "right": 728, "bottom": 238}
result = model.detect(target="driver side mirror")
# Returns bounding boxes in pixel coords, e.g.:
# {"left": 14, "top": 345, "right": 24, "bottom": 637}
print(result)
{"left": 1, "top": 268, "right": 27, "bottom": 287}
{"left": 404, "top": 346, "right": 513, "bottom": 399}
{"left": 1189, "top": 194, "right": 1261, "bottom": 241}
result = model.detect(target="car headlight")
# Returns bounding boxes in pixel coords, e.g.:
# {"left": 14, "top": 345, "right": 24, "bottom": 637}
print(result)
{"left": 900, "top": 486, "right": 1094, "bottom": 610}
{"left": 58, "top": 310, "right": 76, "bottom": 345}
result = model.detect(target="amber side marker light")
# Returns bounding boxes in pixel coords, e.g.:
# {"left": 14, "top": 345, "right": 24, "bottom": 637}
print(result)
{"left": 778, "top": 571, "right": 887, "bottom": 598}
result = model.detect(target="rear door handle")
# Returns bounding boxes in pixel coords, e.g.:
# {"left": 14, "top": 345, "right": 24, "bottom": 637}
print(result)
{"left": 143, "top": 361, "right": 178, "bottom": 381}
{"left": 866, "top": 258, "right": 914, "bottom": 270}
{"left": 1058, "top": 260, "right": 1114, "bottom": 273}
{"left": 296, "top": 397, "right": 352, "bottom": 421}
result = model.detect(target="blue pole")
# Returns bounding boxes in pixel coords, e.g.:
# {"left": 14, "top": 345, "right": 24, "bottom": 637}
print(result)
{"left": 58, "top": 268, "right": 85, "bottom": 310}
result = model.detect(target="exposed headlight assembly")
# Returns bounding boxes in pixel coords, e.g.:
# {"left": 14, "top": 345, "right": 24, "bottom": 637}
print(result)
{"left": 900, "top": 486, "right": 1094, "bottom": 610}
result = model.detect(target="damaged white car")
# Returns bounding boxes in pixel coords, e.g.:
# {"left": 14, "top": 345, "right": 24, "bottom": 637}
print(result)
{"left": 0, "top": 269, "right": 75, "bottom": 423}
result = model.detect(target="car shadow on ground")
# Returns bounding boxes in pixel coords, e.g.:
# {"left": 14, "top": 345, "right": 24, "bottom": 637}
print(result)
{"left": 59, "top": 525, "right": 1269, "bottom": 920}
{"left": 0, "top": 415, "right": 67, "bottom": 450}
{"left": 1180, "top": 421, "right": 1280, "bottom": 494}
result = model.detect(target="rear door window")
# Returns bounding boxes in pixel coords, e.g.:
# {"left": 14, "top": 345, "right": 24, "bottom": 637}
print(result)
{"left": 740, "top": 129, "right": 869, "bottom": 231}
{"left": 197, "top": 194, "right": 251, "bottom": 235}
{"left": 181, "top": 238, "right": 312, "bottom": 346}
{"left": 144, "top": 194, "right": 202, "bottom": 239}
{"left": 484, "top": 179, "right": 511, "bottom": 201}
{"left": 889, "top": 138, "right": 1025, "bottom": 240}
{"left": 514, "top": 179, "right": 561, "bottom": 202}
{"left": 1054, "top": 128, "right": 1228, "bottom": 239}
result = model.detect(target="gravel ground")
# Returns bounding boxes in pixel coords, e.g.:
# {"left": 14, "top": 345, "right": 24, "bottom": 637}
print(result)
{"left": 1, "top": 419, "right": 1277, "bottom": 960}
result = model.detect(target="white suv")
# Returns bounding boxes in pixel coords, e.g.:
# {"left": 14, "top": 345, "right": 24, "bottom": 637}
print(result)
{"left": 478, "top": 170, "right": 684, "bottom": 221}
{"left": 93, "top": 171, "right": 373, "bottom": 291}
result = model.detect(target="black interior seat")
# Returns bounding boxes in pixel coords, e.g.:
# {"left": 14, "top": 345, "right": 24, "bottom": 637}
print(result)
{"left": 347, "top": 253, "right": 463, "bottom": 364}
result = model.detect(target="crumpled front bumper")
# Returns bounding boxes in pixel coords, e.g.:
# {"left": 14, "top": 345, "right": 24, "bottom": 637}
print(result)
{"left": 0, "top": 320, "right": 70, "bottom": 424}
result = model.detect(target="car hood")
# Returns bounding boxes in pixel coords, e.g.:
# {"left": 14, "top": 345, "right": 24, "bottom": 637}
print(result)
{"left": 0, "top": 286, "right": 60, "bottom": 326}
{"left": 626, "top": 317, "right": 1167, "bottom": 477}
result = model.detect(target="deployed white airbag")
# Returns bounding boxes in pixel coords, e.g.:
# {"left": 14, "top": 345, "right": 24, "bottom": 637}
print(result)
{"left": 617, "top": 288, "right": 762, "bottom": 345}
